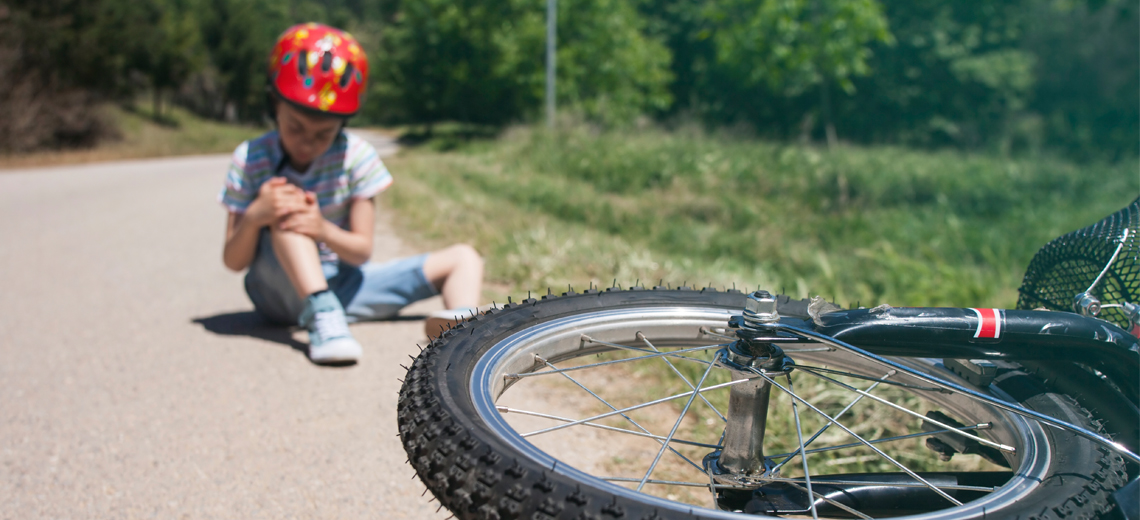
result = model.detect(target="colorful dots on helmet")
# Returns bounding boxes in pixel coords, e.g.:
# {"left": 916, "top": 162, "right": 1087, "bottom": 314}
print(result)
{"left": 318, "top": 83, "right": 336, "bottom": 111}
{"left": 303, "top": 76, "right": 314, "bottom": 89}
{"left": 281, "top": 52, "right": 293, "bottom": 65}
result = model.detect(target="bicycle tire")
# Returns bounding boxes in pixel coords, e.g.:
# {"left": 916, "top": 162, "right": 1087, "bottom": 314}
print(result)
{"left": 398, "top": 287, "right": 1128, "bottom": 519}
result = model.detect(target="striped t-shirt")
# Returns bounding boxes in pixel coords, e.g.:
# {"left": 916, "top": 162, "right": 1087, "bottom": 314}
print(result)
{"left": 219, "top": 129, "right": 393, "bottom": 263}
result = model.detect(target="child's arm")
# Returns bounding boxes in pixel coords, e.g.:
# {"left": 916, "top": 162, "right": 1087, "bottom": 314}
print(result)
{"left": 278, "top": 195, "right": 374, "bottom": 266}
{"left": 222, "top": 178, "right": 306, "bottom": 271}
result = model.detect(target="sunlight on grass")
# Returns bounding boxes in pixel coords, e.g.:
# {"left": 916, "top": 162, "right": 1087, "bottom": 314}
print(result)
{"left": 383, "top": 124, "right": 1137, "bottom": 308}
{"left": 0, "top": 104, "right": 264, "bottom": 169}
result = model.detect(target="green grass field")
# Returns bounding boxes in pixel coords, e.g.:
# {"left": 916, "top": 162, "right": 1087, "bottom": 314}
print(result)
{"left": 383, "top": 124, "right": 1139, "bottom": 308}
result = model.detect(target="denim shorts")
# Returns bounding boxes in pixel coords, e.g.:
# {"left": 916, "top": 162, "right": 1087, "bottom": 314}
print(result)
{"left": 244, "top": 230, "right": 439, "bottom": 325}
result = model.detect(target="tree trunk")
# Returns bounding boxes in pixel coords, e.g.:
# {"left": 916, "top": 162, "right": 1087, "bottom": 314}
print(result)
{"left": 153, "top": 89, "right": 162, "bottom": 121}
{"left": 820, "top": 81, "right": 837, "bottom": 150}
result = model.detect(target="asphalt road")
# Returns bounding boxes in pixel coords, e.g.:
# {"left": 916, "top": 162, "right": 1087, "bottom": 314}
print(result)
{"left": 1, "top": 135, "right": 450, "bottom": 519}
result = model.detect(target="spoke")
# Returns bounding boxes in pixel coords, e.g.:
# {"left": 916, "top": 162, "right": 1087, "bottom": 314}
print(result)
{"left": 772, "top": 323, "right": 1140, "bottom": 465}
{"left": 522, "top": 375, "right": 754, "bottom": 438}
{"left": 785, "top": 373, "right": 818, "bottom": 520}
{"left": 700, "top": 326, "right": 820, "bottom": 345}
{"left": 498, "top": 406, "right": 722, "bottom": 449}
{"left": 506, "top": 344, "right": 726, "bottom": 380}
{"left": 603, "top": 477, "right": 997, "bottom": 500}
{"left": 766, "top": 423, "right": 991, "bottom": 459}
{"left": 799, "top": 367, "right": 1015, "bottom": 453}
{"left": 797, "top": 365, "right": 943, "bottom": 392}
{"left": 770, "top": 371, "right": 894, "bottom": 474}
{"left": 753, "top": 475, "right": 998, "bottom": 493}
{"left": 637, "top": 351, "right": 721, "bottom": 491}
{"left": 638, "top": 332, "right": 727, "bottom": 422}
{"left": 603, "top": 476, "right": 749, "bottom": 489}
{"left": 699, "top": 327, "right": 737, "bottom": 341}
{"left": 536, "top": 356, "right": 705, "bottom": 473}
{"left": 580, "top": 335, "right": 722, "bottom": 367}
{"left": 782, "top": 480, "right": 873, "bottom": 520}
{"left": 748, "top": 367, "right": 964, "bottom": 507}
{"left": 703, "top": 454, "right": 719, "bottom": 507}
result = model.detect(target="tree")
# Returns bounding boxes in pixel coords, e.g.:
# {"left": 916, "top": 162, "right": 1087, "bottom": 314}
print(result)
{"left": 370, "top": 0, "right": 672, "bottom": 127}
{"left": 142, "top": 0, "right": 207, "bottom": 120}
{"left": 841, "top": 0, "right": 1037, "bottom": 151}
{"left": 0, "top": 0, "right": 167, "bottom": 150}
{"left": 707, "top": 0, "right": 893, "bottom": 147}
{"left": 1021, "top": 0, "right": 1138, "bottom": 160}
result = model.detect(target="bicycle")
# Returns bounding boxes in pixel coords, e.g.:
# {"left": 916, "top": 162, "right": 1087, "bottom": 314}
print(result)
{"left": 398, "top": 198, "right": 1139, "bottom": 519}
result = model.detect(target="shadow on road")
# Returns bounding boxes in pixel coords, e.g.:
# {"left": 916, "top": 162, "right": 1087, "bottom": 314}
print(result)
{"left": 192, "top": 311, "right": 307, "bottom": 353}
{"left": 192, "top": 311, "right": 430, "bottom": 367}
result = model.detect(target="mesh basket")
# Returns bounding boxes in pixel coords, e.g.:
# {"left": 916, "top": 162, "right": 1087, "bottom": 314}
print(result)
{"left": 1016, "top": 197, "right": 1140, "bottom": 329}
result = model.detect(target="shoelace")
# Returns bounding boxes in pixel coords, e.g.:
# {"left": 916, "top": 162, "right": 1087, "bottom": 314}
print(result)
{"left": 312, "top": 310, "right": 350, "bottom": 341}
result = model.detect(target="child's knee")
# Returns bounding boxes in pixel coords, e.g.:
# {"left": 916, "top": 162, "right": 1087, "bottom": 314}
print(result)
{"left": 450, "top": 243, "right": 483, "bottom": 269}
{"left": 460, "top": 243, "right": 482, "bottom": 261}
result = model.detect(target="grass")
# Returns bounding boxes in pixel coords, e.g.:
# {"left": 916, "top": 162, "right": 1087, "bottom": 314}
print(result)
{"left": 382, "top": 124, "right": 1139, "bottom": 308}
{"left": 0, "top": 104, "right": 265, "bottom": 169}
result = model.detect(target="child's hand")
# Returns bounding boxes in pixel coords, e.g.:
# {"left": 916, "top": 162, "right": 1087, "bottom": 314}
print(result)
{"left": 277, "top": 191, "right": 326, "bottom": 240}
{"left": 248, "top": 178, "right": 306, "bottom": 227}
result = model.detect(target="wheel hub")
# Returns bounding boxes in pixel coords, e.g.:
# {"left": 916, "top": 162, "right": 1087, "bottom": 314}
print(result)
{"left": 706, "top": 291, "right": 796, "bottom": 486}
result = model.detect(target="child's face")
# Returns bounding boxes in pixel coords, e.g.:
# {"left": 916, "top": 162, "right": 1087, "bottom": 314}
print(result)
{"left": 276, "top": 101, "right": 344, "bottom": 170}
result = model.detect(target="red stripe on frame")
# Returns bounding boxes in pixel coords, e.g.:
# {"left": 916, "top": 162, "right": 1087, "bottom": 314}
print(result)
{"left": 971, "top": 308, "right": 1000, "bottom": 339}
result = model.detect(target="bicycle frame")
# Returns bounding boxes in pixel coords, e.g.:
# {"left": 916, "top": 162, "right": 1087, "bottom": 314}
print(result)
{"left": 807, "top": 306, "right": 1139, "bottom": 401}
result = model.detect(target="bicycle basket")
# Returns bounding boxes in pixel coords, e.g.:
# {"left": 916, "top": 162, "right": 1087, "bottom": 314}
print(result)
{"left": 1017, "top": 196, "right": 1140, "bottom": 329}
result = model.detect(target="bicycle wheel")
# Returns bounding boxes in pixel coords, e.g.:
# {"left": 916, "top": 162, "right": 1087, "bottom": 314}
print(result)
{"left": 398, "top": 287, "right": 1128, "bottom": 519}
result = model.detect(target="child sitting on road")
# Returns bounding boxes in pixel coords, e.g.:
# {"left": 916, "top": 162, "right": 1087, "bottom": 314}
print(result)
{"left": 219, "top": 23, "right": 483, "bottom": 365}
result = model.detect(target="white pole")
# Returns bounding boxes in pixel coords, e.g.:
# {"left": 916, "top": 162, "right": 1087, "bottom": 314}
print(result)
{"left": 545, "top": 0, "right": 557, "bottom": 127}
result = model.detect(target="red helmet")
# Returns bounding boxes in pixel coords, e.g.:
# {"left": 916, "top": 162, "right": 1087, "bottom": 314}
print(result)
{"left": 268, "top": 23, "right": 369, "bottom": 117}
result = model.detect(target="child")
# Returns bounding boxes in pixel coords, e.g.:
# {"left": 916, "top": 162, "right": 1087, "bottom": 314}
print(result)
{"left": 219, "top": 23, "right": 483, "bottom": 364}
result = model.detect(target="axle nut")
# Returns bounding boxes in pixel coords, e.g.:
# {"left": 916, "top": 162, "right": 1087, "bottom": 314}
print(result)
{"left": 744, "top": 290, "right": 779, "bottom": 324}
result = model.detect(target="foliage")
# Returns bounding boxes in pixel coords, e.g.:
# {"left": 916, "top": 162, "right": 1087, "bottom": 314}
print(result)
{"left": 0, "top": 0, "right": 1134, "bottom": 160}
{"left": 642, "top": 0, "right": 1136, "bottom": 159}
{"left": 1021, "top": 0, "right": 1139, "bottom": 161}
{"left": 370, "top": 0, "right": 672, "bottom": 126}
{"left": 385, "top": 125, "right": 1138, "bottom": 307}
{"left": 707, "top": 0, "right": 892, "bottom": 96}
{"left": 836, "top": 0, "right": 1040, "bottom": 149}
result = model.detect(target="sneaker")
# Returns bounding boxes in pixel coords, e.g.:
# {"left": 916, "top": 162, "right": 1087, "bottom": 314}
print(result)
{"left": 425, "top": 307, "right": 476, "bottom": 339}
{"left": 299, "top": 290, "right": 362, "bottom": 364}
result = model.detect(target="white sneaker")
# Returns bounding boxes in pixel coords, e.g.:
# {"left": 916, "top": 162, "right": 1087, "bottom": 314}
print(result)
{"left": 299, "top": 291, "right": 362, "bottom": 364}
{"left": 425, "top": 307, "right": 476, "bottom": 339}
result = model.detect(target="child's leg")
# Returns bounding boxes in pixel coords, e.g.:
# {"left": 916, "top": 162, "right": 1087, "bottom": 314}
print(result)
{"left": 266, "top": 227, "right": 360, "bottom": 363}
{"left": 422, "top": 243, "right": 484, "bottom": 309}
{"left": 269, "top": 227, "right": 328, "bottom": 298}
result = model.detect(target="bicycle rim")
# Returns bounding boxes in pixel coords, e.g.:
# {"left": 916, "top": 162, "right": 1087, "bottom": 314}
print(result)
{"left": 469, "top": 306, "right": 1052, "bottom": 519}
